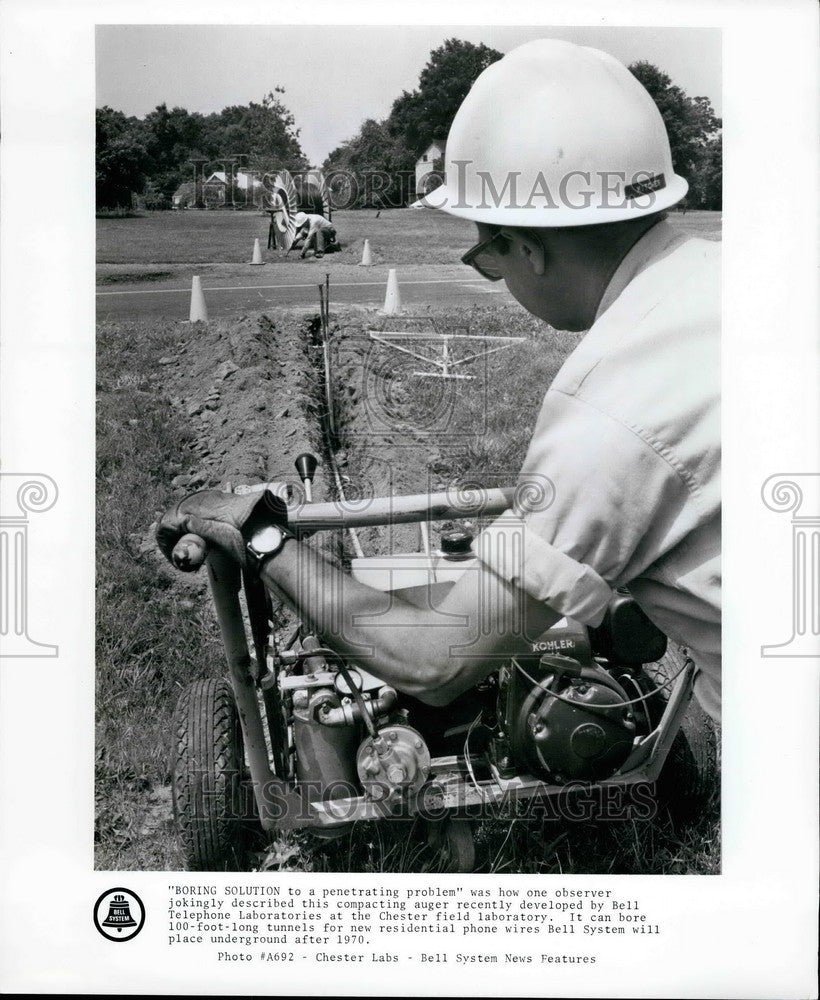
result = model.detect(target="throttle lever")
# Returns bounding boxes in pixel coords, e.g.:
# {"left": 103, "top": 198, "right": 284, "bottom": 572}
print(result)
{"left": 294, "top": 452, "right": 319, "bottom": 502}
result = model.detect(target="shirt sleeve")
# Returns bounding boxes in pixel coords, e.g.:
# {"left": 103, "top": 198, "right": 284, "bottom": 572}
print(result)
{"left": 474, "top": 389, "right": 692, "bottom": 627}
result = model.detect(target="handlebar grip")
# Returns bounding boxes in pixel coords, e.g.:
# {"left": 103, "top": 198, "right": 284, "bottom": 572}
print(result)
{"left": 172, "top": 532, "right": 208, "bottom": 571}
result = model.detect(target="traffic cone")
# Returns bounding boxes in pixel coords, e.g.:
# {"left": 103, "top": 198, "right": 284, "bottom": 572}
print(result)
{"left": 382, "top": 268, "right": 402, "bottom": 314}
{"left": 359, "top": 239, "right": 373, "bottom": 266}
{"left": 188, "top": 276, "right": 208, "bottom": 322}
{"left": 250, "top": 238, "right": 265, "bottom": 265}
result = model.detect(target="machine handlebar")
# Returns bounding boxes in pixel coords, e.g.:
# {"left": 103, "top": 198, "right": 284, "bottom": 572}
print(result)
{"left": 169, "top": 486, "right": 517, "bottom": 572}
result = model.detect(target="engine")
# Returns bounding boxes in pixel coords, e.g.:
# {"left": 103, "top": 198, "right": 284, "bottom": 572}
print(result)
{"left": 498, "top": 649, "right": 638, "bottom": 783}
{"left": 272, "top": 592, "right": 666, "bottom": 804}
{"left": 276, "top": 640, "right": 433, "bottom": 807}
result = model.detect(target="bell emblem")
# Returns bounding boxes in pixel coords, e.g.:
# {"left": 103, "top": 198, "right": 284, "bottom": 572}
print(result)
{"left": 101, "top": 893, "right": 137, "bottom": 932}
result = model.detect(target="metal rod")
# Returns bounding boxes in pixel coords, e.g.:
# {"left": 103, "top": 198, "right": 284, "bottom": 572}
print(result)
{"left": 419, "top": 519, "right": 431, "bottom": 557}
{"left": 369, "top": 336, "right": 437, "bottom": 364}
{"left": 288, "top": 486, "right": 515, "bottom": 532}
{"left": 169, "top": 486, "right": 515, "bottom": 570}
{"left": 316, "top": 276, "right": 364, "bottom": 557}
{"left": 369, "top": 332, "right": 525, "bottom": 342}
{"left": 318, "top": 284, "right": 336, "bottom": 440}
{"left": 368, "top": 330, "right": 525, "bottom": 378}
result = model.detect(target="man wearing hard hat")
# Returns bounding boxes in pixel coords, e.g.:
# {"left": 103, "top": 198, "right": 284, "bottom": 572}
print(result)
{"left": 158, "top": 41, "right": 720, "bottom": 721}
{"left": 292, "top": 210, "right": 338, "bottom": 259}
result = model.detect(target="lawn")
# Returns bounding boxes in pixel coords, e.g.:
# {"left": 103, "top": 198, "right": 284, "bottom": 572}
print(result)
{"left": 96, "top": 207, "right": 720, "bottom": 267}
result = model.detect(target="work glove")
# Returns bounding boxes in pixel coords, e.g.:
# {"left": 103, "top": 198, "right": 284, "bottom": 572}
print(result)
{"left": 155, "top": 485, "right": 289, "bottom": 571}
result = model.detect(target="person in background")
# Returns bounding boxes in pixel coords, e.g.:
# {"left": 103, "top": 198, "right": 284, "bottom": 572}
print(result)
{"left": 292, "top": 210, "right": 338, "bottom": 259}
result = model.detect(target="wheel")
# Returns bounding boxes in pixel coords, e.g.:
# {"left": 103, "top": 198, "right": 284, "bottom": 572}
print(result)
{"left": 641, "top": 645, "right": 719, "bottom": 822}
{"left": 427, "top": 818, "right": 476, "bottom": 873}
{"left": 171, "top": 678, "right": 254, "bottom": 871}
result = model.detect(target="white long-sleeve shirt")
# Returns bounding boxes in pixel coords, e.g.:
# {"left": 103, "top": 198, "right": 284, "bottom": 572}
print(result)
{"left": 475, "top": 220, "right": 721, "bottom": 719}
{"left": 300, "top": 213, "right": 333, "bottom": 238}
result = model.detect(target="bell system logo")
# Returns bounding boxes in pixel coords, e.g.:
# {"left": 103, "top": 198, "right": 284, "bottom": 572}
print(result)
{"left": 93, "top": 887, "right": 146, "bottom": 942}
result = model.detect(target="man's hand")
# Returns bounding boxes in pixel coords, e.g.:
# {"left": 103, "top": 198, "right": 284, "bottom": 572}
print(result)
{"left": 155, "top": 486, "right": 288, "bottom": 571}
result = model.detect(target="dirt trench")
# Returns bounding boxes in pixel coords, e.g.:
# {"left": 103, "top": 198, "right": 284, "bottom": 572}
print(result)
{"left": 154, "top": 312, "right": 323, "bottom": 496}
{"left": 150, "top": 305, "right": 503, "bottom": 564}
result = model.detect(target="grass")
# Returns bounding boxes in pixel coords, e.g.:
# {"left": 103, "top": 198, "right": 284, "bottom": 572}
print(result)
{"left": 96, "top": 207, "right": 720, "bottom": 267}
{"left": 96, "top": 319, "right": 226, "bottom": 870}
{"left": 97, "top": 270, "right": 173, "bottom": 285}
{"left": 263, "top": 804, "right": 720, "bottom": 875}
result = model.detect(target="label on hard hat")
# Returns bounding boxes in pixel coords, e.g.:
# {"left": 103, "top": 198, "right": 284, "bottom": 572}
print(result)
{"left": 625, "top": 173, "right": 666, "bottom": 200}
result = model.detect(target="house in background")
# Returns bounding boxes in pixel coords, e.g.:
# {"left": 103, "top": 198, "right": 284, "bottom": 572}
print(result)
{"left": 171, "top": 182, "right": 196, "bottom": 209}
{"left": 172, "top": 169, "right": 265, "bottom": 209}
{"left": 415, "top": 139, "right": 446, "bottom": 197}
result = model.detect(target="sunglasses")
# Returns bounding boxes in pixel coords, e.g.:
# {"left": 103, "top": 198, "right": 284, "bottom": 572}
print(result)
{"left": 461, "top": 230, "right": 511, "bottom": 281}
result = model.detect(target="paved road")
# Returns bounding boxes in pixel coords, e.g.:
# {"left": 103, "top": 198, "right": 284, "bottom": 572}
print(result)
{"left": 95, "top": 265, "right": 514, "bottom": 322}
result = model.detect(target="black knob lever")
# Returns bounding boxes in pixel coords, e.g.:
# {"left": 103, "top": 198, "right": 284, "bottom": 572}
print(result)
{"left": 294, "top": 453, "right": 319, "bottom": 502}
{"left": 440, "top": 528, "right": 474, "bottom": 560}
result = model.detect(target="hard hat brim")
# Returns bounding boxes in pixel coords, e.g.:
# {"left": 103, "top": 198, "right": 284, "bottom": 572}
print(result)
{"left": 422, "top": 173, "right": 689, "bottom": 227}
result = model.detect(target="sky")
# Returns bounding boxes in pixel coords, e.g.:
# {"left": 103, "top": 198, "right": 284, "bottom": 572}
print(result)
{"left": 96, "top": 25, "right": 721, "bottom": 167}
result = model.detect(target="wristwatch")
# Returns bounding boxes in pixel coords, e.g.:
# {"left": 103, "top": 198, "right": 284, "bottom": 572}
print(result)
{"left": 245, "top": 522, "right": 294, "bottom": 572}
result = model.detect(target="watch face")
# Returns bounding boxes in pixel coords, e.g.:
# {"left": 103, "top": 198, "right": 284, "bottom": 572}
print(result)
{"left": 249, "top": 524, "right": 285, "bottom": 555}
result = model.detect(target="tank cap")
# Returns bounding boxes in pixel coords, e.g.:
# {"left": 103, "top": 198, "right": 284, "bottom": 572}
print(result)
{"left": 440, "top": 529, "right": 474, "bottom": 558}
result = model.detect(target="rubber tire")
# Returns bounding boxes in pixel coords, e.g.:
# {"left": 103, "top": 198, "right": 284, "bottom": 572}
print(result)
{"left": 641, "top": 646, "right": 719, "bottom": 822}
{"left": 171, "top": 678, "right": 250, "bottom": 871}
{"left": 427, "top": 818, "right": 476, "bottom": 873}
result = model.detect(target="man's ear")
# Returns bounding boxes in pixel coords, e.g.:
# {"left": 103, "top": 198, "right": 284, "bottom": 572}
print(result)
{"left": 507, "top": 229, "right": 546, "bottom": 276}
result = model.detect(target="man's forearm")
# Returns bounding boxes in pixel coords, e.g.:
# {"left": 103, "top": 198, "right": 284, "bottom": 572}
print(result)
{"left": 260, "top": 538, "right": 559, "bottom": 706}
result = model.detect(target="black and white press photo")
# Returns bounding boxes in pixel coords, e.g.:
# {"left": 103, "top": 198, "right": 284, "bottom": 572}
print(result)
{"left": 95, "top": 24, "right": 722, "bottom": 876}
{"left": 1, "top": 3, "right": 817, "bottom": 997}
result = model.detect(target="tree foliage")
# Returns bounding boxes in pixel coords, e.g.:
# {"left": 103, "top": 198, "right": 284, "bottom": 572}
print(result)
{"left": 628, "top": 61, "right": 722, "bottom": 209}
{"left": 95, "top": 89, "right": 307, "bottom": 209}
{"left": 96, "top": 107, "right": 151, "bottom": 209}
{"left": 96, "top": 46, "right": 722, "bottom": 212}
{"left": 323, "top": 118, "right": 409, "bottom": 208}
{"left": 202, "top": 89, "right": 308, "bottom": 176}
{"left": 323, "top": 39, "right": 502, "bottom": 207}
{"left": 388, "top": 38, "right": 503, "bottom": 158}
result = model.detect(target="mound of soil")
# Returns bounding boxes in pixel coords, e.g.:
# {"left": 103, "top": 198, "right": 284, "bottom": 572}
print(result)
{"left": 154, "top": 313, "right": 324, "bottom": 498}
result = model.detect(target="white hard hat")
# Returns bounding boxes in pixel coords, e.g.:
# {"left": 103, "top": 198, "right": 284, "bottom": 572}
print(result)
{"left": 426, "top": 39, "right": 688, "bottom": 226}
{"left": 293, "top": 211, "right": 308, "bottom": 227}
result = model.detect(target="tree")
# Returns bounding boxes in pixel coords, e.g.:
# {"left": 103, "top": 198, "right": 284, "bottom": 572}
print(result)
{"left": 687, "top": 130, "right": 722, "bottom": 210}
{"left": 323, "top": 39, "right": 504, "bottom": 207}
{"left": 95, "top": 107, "right": 150, "bottom": 209}
{"left": 141, "top": 103, "right": 207, "bottom": 205}
{"left": 204, "top": 89, "right": 308, "bottom": 174}
{"left": 629, "top": 61, "right": 722, "bottom": 209}
{"left": 324, "top": 118, "right": 410, "bottom": 207}
{"left": 96, "top": 89, "right": 308, "bottom": 210}
{"left": 389, "top": 38, "right": 503, "bottom": 157}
